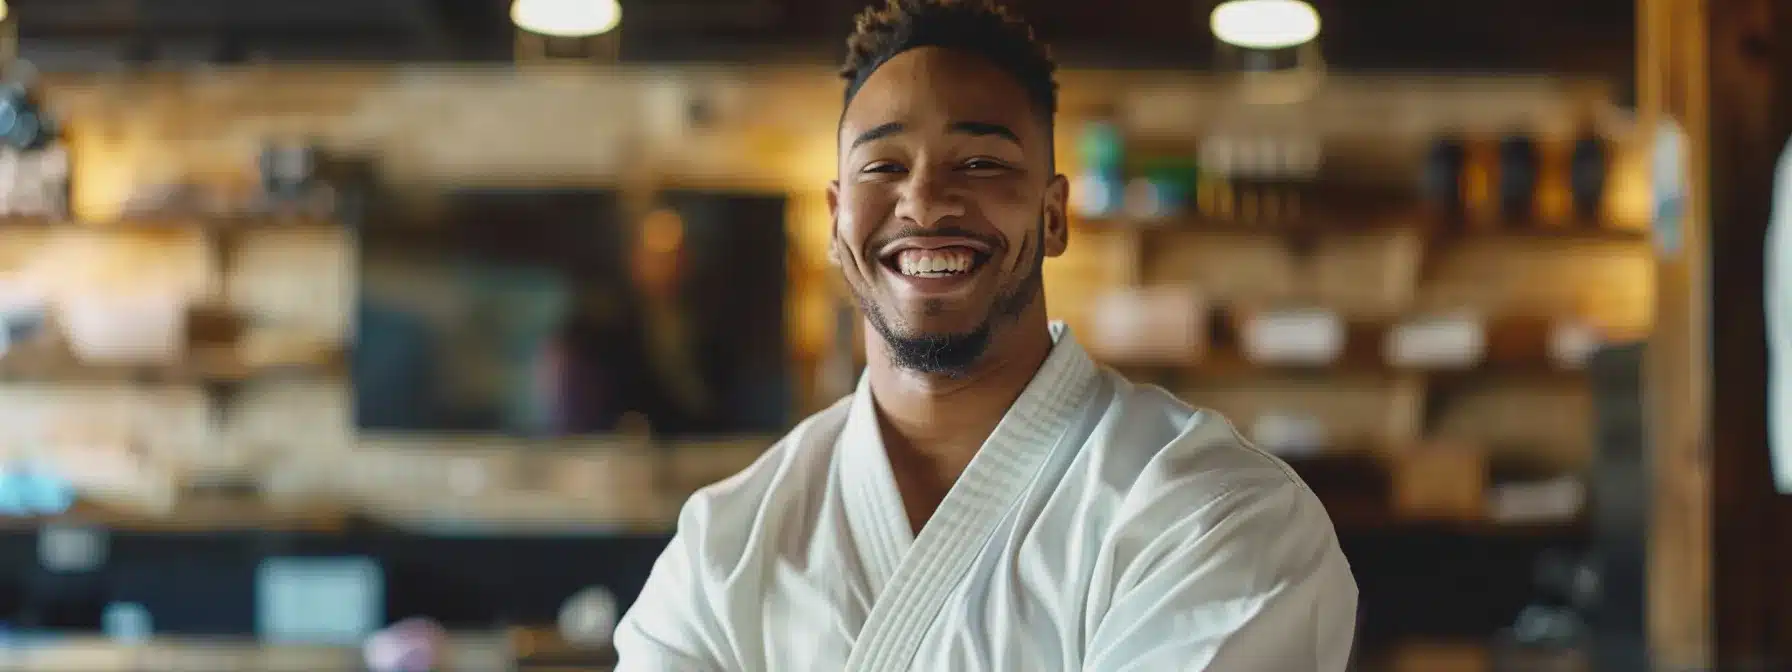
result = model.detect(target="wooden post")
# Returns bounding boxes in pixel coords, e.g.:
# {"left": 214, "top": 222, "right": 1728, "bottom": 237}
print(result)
{"left": 1707, "top": 0, "right": 1792, "bottom": 666}
{"left": 1644, "top": 0, "right": 1792, "bottom": 666}
{"left": 1636, "top": 0, "right": 1711, "bottom": 666}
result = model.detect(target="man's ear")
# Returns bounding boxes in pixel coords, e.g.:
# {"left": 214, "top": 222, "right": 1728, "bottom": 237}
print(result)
{"left": 1043, "top": 173, "right": 1070, "bottom": 258}
{"left": 826, "top": 180, "right": 843, "bottom": 266}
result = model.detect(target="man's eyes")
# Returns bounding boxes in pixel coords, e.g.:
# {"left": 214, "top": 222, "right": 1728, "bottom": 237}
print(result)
{"left": 859, "top": 158, "right": 1012, "bottom": 175}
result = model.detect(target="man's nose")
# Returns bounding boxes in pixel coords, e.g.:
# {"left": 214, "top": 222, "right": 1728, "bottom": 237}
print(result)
{"left": 894, "top": 167, "right": 967, "bottom": 228}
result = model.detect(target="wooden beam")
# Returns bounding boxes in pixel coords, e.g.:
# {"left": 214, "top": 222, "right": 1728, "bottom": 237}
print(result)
{"left": 1638, "top": 0, "right": 1710, "bottom": 663}
{"left": 1701, "top": 0, "right": 1792, "bottom": 666}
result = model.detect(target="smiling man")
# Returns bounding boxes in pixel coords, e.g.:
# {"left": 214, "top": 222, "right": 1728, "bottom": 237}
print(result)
{"left": 613, "top": 1, "right": 1358, "bottom": 670}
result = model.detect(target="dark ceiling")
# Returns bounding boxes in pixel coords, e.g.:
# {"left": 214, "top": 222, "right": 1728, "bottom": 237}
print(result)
{"left": 7, "top": 0, "right": 1635, "bottom": 79}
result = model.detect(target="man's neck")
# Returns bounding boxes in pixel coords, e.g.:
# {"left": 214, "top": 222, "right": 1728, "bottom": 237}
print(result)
{"left": 865, "top": 311, "right": 1056, "bottom": 480}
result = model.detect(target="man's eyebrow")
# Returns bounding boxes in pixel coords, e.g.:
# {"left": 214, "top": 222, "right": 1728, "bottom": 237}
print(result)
{"left": 950, "top": 121, "right": 1021, "bottom": 146}
{"left": 850, "top": 122, "right": 906, "bottom": 150}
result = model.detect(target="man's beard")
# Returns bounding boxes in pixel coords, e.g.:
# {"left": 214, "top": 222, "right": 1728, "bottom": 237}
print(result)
{"left": 850, "top": 224, "right": 1045, "bottom": 377}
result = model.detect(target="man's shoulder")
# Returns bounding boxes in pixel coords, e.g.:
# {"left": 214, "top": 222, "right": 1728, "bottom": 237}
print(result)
{"left": 1094, "top": 368, "right": 1316, "bottom": 504}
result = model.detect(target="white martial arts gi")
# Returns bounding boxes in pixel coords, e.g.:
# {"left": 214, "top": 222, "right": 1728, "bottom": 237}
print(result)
{"left": 616, "top": 323, "right": 1358, "bottom": 671}
{"left": 1769, "top": 138, "right": 1792, "bottom": 494}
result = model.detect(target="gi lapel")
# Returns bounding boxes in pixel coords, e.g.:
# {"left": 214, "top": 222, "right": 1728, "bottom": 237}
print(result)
{"left": 843, "top": 323, "right": 1100, "bottom": 672}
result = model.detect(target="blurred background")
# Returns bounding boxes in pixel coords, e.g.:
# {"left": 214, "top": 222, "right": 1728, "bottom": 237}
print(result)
{"left": 0, "top": 0, "right": 1778, "bottom": 670}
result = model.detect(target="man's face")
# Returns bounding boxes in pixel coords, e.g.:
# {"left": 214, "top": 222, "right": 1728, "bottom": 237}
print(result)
{"left": 829, "top": 46, "right": 1069, "bottom": 375}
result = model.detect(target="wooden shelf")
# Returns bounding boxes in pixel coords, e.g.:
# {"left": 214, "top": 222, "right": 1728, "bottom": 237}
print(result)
{"left": 1329, "top": 508, "right": 1588, "bottom": 537}
{"left": 0, "top": 497, "right": 349, "bottom": 533}
{"left": 0, "top": 214, "right": 344, "bottom": 233}
{"left": 1181, "top": 352, "right": 1583, "bottom": 384}
{"left": 1103, "top": 343, "right": 1587, "bottom": 385}
{"left": 1288, "top": 453, "right": 1588, "bottom": 537}
{"left": 1077, "top": 213, "right": 1404, "bottom": 236}
{"left": 1076, "top": 212, "right": 1648, "bottom": 244}
{"left": 0, "top": 345, "right": 345, "bottom": 385}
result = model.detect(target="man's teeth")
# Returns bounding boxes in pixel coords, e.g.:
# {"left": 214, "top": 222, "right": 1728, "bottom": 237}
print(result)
{"left": 895, "top": 248, "right": 976, "bottom": 277}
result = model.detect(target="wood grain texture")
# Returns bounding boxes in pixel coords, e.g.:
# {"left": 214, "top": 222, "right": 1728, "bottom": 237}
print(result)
{"left": 1638, "top": 0, "right": 1712, "bottom": 665}
{"left": 1705, "top": 0, "right": 1792, "bottom": 666}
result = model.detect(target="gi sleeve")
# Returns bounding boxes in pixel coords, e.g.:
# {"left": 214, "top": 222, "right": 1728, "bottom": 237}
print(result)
{"left": 1084, "top": 423, "right": 1359, "bottom": 671}
{"left": 614, "top": 491, "right": 736, "bottom": 672}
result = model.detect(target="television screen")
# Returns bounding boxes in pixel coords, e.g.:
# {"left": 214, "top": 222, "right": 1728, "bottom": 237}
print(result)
{"left": 353, "top": 188, "right": 789, "bottom": 439}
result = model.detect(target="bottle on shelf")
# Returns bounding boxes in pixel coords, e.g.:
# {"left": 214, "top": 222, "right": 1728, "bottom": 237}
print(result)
{"left": 1197, "top": 136, "right": 1236, "bottom": 223}
{"left": 1209, "top": 134, "right": 1303, "bottom": 227}
{"left": 1569, "top": 129, "right": 1609, "bottom": 225}
{"left": 1423, "top": 135, "right": 1469, "bottom": 227}
{"left": 1071, "top": 120, "right": 1125, "bottom": 220}
{"left": 1135, "top": 156, "right": 1198, "bottom": 221}
{"left": 1234, "top": 137, "right": 1264, "bottom": 225}
{"left": 1498, "top": 132, "right": 1542, "bottom": 225}
{"left": 1282, "top": 136, "right": 1322, "bottom": 224}
{"left": 1462, "top": 135, "right": 1500, "bottom": 230}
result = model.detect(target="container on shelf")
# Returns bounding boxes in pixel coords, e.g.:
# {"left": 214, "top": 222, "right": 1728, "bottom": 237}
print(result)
{"left": 1071, "top": 120, "right": 1127, "bottom": 219}
{"left": 1385, "top": 314, "right": 1488, "bottom": 369}
{"left": 1084, "top": 286, "right": 1208, "bottom": 365}
{"left": 1389, "top": 441, "right": 1489, "bottom": 521}
{"left": 1488, "top": 476, "right": 1585, "bottom": 524}
{"left": 1175, "top": 374, "right": 1424, "bottom": 452}
{"left": 1568, "top": 131, "right": 1609, "bottom": 223}
{"left": 1238, "top": 307, "right": 1346, "bottom": 366}
{"left": 1070, "top": 171, "right": 1125, "bottom": 219}
{"left": 57, "top": 291, "right": 188, "bottom": 365}
{"left": 1135, "top": 156, "right": 1198, "bottom": 219}
{"left": 1423, "top": 135, "right": 1469, "bottom": 223}
{"left": 1498, "top": 133, "right": 1542, "bottom": 222}
{"left": 1077, "top": 120, "right": 1125, "bottom": 175}
{"left": 1306, "top": 228, "right": 1424, "bottom": 315}
{"left": 1249, "top": 411, "right": 1327, "bottom": 458}
{"left": 1547, "top": 320, "right": 1603, "bottom": 370}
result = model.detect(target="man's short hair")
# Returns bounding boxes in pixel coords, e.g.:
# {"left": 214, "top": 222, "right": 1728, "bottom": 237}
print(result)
{"left": 839, "top": 0, "right": 1058, "bottom": 124}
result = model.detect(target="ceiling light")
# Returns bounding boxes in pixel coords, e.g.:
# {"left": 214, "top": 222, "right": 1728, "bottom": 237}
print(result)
{"left": 1210, "top": 0, "right": 1321, "bottom": 50}
{"left": 0, "top": 1, "right": 10, "bottom": 23}
{"left": 511, "top": 0, "right": 622, "bottom": 38}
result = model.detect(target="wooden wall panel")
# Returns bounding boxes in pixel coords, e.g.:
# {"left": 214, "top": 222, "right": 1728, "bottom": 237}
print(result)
{"left": 1704, "top": 0, "right": 1792, "bottom": 665}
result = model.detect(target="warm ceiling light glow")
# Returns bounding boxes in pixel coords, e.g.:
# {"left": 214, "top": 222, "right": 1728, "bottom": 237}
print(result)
{"left": 511, "top": 0, "right": 622, "bottom": 38}
{"left": 1210, "top": 0, "right": 1321, "bottom": 50}
{"left": 0, "top": 1, "right": 10, "bottom": 23}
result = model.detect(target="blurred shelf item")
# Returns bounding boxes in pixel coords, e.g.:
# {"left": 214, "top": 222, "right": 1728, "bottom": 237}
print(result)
{"left": 1285, "top": 451, "right": 1588, "bottom": 537}
{"left": 1316, "top": 491, "right": 1586, "bottom": 537}
{"left": 1082, "top": 286, "right": 1209, "bottom": 365}
{"left": 1388, "top": 442, "right": 1489, "bottom": 522}
{"left": 1106, "top": 308, "right": 1591, "bottom": 382}
{"left": 1487, "top": 477, "right": 1586, "bottom": 525}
